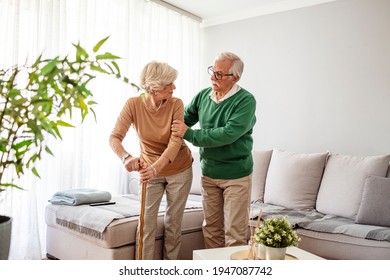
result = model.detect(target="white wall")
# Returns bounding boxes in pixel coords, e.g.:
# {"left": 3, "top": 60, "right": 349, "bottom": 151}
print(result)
{"left": 200, "top": 0, "right": 390, "bottom": 156}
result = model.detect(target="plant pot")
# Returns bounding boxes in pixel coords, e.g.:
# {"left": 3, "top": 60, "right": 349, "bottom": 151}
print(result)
{"left": 257, "top": 243, "right": 266, "bottom": 260}
{"left": 0, "top": 215, "right": 12, "bottom": 260}
{"left": 265, "top": 246, "right": 287, "bottom": 260}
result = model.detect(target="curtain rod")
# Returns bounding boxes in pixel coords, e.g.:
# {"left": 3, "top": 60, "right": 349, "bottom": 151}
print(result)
{"left": 150, "top": 0, "right": 202, "bottom": 22}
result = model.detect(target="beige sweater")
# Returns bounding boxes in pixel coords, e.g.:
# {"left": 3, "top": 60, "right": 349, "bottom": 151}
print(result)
{"left": 109, "top": 94, "right": 192, "bottom": 176}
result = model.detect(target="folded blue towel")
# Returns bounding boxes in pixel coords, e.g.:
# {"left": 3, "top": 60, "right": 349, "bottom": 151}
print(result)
{"left": 49, "top": 188, "right": 112, "bottom": 206}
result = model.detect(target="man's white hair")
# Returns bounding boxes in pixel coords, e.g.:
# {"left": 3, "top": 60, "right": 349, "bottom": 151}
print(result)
{"left": 215, "top": 52, "right": 244, "bottom": 78}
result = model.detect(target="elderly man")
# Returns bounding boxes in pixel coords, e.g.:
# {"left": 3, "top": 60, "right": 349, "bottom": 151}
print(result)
{"left": 172, "top": 52, "right": 257, "bottom": 248}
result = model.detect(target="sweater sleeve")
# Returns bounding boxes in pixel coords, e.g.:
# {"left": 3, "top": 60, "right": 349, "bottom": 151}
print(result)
{"left": 109, "top": 98, "right": 133, "bottom": 157}
{"left": 160, "top": 98, "right": 185, "bottom": 162}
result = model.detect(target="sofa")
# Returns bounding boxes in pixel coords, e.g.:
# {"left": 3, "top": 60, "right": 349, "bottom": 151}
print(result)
{"left": 45, "top": 149, "right": 390, "bottom": 260}
{"left": 249, "top": 149, "right": 390, "bottom": 260}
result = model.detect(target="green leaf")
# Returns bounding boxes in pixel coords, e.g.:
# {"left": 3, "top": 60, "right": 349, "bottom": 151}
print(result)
{"left": 57, "top": 120, "right": 74, "bottom": 127}
{"left": 90, "top": 107, "right": 97, "bottom": 122}
{"left": 57, "top": 120, "right": 74, "bottom": 128}
{"left": 73, "top": 43, "right": 89, "bottom": 61}
{"left": 7, "top": 88, "right": 21, "bottom": 98}
{"left": 81, "top": 108, "right": 88, "bottom": 121}
{"left": 104, "top": 62, "right": 115, "bottom": 74}
{"left": 0, "top": 145, "right": 6, "bottom": 153}
{"left": 27, "top": 119, "right": 44, "bottom": 141}
{"left": 32, "top": 54, "right": 43, "bottom": 68}
{"left": 51, "top": 124, "right": 62, "bottom": 140}
{"left": 77, "top": 96, "right": 88, "bottom": 111}
{"left": 77, "top": 84, "right": 92, "bottom": 97}
{"left": 15, "top": 162, "right": 25, "bottom": 176}
{"left": 90, "top": 64, "right": 109, "bottom": 74}
{"left": 111, "top": 61, "right": 121, "bottom": 76}
{"left": 11, "top": 97, "right": 27, "bottom": 106}
{"left": 93, "top": 36, "right": 110, "bottom": 53}
{"left": 32, "top": 167, "right": 41, "bottom": 178}
{"left": 96, "top": 52, "right": 121, "bottom": 60}
{"left": 0, "top": 183, "right": 24, "bottom": 190}
{"left": 131, "top": 82, "right": 141, "bottom": 91}
{"left": 12, "top": 140, "right": 32, "bottom": 150}
{"left": 40, "top": 59, "right": 58, "bottom": 75}
{"left": 45, "top": 146, "right": 54, "bottom": 156}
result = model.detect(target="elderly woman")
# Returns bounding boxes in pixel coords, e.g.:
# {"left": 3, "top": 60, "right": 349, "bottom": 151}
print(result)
{"left": 109, "top": 61, "right": 193, "bottom": 260}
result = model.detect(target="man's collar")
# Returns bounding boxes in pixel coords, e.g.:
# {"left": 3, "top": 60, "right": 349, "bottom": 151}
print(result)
{"left": 210, "top": 84, "right": 240, "bottom": 103}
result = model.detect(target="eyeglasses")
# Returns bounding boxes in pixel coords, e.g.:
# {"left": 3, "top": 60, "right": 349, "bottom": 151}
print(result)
{"left": 208, "top": 66, "right": 234, "bottom": 80}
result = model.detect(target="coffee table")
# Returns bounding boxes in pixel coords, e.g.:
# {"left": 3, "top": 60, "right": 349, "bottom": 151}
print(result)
{"left": 193, "top": 245, "right": 324, "bottom": 260}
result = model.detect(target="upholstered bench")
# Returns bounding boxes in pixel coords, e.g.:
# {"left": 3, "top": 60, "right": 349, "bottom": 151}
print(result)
{"left": 45, "top": 152, "right": 206, "bottom": 260}
{"left": 45, "top": 194, "right": 205, "bottom": 260}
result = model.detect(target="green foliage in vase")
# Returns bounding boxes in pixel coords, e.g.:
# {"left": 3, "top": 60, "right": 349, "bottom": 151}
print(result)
{"left": 254, "top": 216, "right": 300, "bottom": 248}
{"left": 0, "top": 36, "right": 139, "bottom": 191}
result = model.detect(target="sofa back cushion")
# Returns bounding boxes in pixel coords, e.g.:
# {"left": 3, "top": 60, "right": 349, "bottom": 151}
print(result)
{"left": 251, "top": 150, "right": 273, "bottom": 203}
{"left": 263, "top": 149, "right": 328, "bottom": 209}
{"left": 316, "top": 153, "right": 390, "bottom": 219}
{"left": 356, "top": 176, "right": 390, "bottom": 227}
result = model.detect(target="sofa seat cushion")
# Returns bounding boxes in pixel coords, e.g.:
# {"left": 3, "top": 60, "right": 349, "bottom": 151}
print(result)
{"left": 316, "top": 153, "right": 390, "bottom": 219}
{"left": 356, "top": 176, "right": 390, "bottom": 227}
{"left": 251, "top": 202, "right": 390, "bottom": 242}
{"left": 263, "top": 149, "right": 328, "bottom": 209}
{"left": 296, "top": 228, "right": 390, "bottom": 260}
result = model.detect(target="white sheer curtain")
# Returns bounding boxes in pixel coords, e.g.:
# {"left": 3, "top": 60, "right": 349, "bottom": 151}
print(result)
{"left": 0, "top": 0, "right": 200, "bottom": 259}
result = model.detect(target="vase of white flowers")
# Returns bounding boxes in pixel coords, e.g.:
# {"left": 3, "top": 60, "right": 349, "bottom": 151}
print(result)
{"left": 254, "top": 216, "right": 300, "bottom": 260}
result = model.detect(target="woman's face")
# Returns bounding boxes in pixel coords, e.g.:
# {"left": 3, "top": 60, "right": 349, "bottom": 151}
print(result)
{"left": 155, "top": 82, "right": 176, "bottom": 101}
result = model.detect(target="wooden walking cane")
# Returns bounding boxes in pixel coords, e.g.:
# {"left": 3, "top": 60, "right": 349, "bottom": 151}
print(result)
{"left": 137, "top": 182, "right": 147, "bottom": 260}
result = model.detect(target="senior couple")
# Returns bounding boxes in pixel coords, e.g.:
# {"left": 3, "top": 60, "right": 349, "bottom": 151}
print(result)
{"left": 109, "top": 52, "right": 257, "bottom": 260}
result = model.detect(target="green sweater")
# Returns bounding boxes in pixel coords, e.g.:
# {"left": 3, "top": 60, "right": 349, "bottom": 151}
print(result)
{"left": 184, "top": 87, "right": 257, "bottom": 179}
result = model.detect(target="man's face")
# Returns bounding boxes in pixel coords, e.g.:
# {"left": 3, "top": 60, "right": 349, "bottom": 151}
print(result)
{"left": 211, "top": 59, "right": 237, "bottom": 95}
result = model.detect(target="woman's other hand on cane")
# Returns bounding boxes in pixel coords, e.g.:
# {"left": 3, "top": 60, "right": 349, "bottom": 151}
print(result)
{"left": 139, "top": 158, "right": 157, "bottom": 183}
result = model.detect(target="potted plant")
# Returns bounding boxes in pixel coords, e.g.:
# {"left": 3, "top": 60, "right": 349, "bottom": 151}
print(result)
{"left": 0, "top": 36, "right": 138, "bottom": 259}
{"left": 254, "top": 216, "right": 300, "bottom": 260}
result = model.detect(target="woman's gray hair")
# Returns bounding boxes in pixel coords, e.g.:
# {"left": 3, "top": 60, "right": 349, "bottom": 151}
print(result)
{"left": 140, "top": 61, "right": 178, "bottom": 94}
{"left": 214, "top": 52, "right": 244, "bottom": 79}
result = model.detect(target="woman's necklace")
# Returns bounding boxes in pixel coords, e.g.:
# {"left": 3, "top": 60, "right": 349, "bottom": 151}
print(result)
{"left": 146, "top": 97, "right": 163, "bottom": 112}
{"left": 154, "top": 100, "right": 163, "bottom": 111}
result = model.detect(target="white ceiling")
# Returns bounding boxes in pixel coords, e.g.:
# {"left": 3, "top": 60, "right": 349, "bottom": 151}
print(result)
{"left": 159, "top": 0, "right": 338, "bottom": 27}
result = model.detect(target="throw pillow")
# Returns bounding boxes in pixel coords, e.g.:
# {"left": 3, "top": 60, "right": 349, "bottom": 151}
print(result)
{"left": 356, "top": 176, "right": 390, "bottom": 227}
{"left": 316, "top": 153, "right": 390, "bottom": 219}
{"left": 251, "top": 150, "right": 273, "bottom": 203}
{"left": 263, "top": 149, "right": 328, "bottom": 209}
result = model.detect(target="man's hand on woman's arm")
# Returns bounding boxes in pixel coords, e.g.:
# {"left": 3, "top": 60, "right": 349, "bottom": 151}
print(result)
{"left": 171, "top": 120, "right": 188, "bottom": 138}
